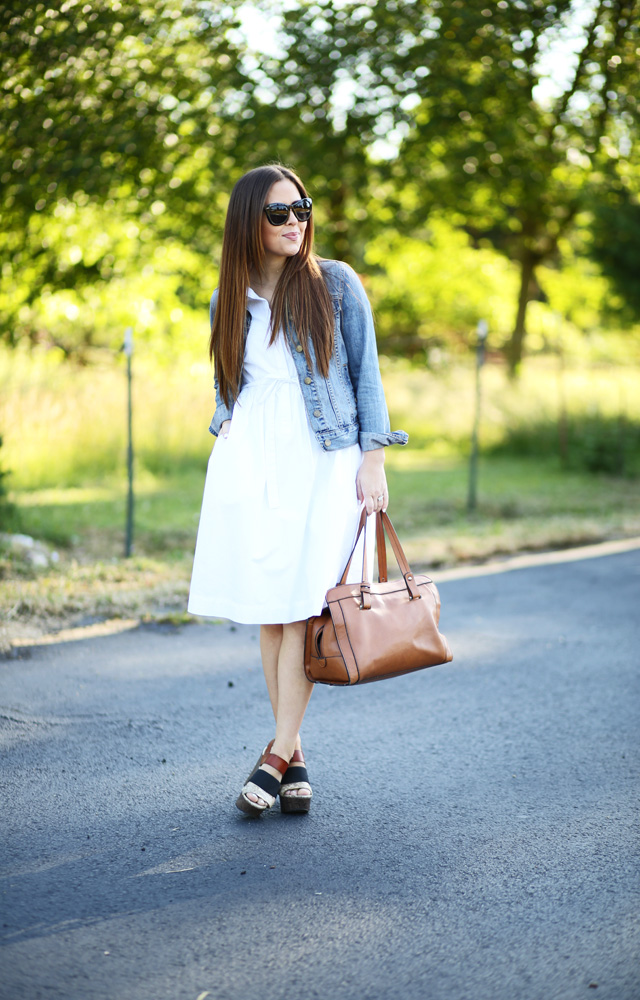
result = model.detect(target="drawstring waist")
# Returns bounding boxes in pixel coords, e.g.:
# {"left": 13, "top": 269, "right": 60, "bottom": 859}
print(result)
{"left": 239, "top": 374, "right": 298, "bottom": 401}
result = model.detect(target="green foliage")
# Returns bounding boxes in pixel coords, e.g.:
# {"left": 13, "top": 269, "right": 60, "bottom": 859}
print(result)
{"left": 364, "top": 218, "right": 518, "bottom": 356}
{"left": 0, "top": 200, "right": 214, "bottom": 358}
{"left": 577, "top": 414, "right": 637, "bottom": 475}
{"left": 0, "top": 0, "right": 242, "bottom": 346}
{"left": 249, "top": 0, "right": 640, "bottom": 367}
{"left": 1, "top": 1, "right": 243, "bottom": 219}
{"left": 487, "top": 413, "right": 640, "bottom": 477}
{"left": 537, "top": 244, "right": 614, "bottom": 335}
{"left": 1, "top": 0, "right": 639, "bottom": 370}
{"left": 380, "top": 0, "right": 639, "bottom": 367}
{"left": 589, "top": 193, "right": 640, "bottom": 321}
{"left": 0, "top": 434, "right": 17, "bottom": 531}
{"left": 222, "top": 2, "right": 391, "bottom": 264}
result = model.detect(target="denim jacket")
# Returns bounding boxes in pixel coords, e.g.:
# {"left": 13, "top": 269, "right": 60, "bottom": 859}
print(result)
{"left": 208, "top": 259, "right": 408, "bottom": 453}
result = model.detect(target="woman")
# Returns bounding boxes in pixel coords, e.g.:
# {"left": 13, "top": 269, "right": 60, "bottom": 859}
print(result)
{"left": 188, "top": 164, "right": 407, "bottom": 817}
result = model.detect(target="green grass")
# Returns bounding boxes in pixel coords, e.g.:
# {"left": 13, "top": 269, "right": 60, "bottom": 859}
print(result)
{"left": 11, "top": 471, "right": 204, "bottom": 556}
{"left": 8, "top": 449, "right": 639, "bottom": 565}
{"left": 384, "top": 450, "right": 640, "bottom": 566}
{"left": 2, "top": 348, "right": 640, "bottom": 645}
{"left": 0, "top": 345, "right": 214, "bottom": 490}
{"left": 3, "top": 346, "right": 640, "bottom": 491}
{"left": 2, "top": 450, "right": 638, "bottom": 653}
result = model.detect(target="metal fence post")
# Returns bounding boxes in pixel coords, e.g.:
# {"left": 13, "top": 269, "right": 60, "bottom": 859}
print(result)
{"left": 467, "top": 319, "right": 488, "bottom": 513}
{"left": 123, "top": 326, "right": 134, "bottom": 558}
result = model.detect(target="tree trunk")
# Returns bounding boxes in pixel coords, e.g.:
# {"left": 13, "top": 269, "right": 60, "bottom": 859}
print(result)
{"left": 506, "top": 252, "right": 537, "bottom": 376}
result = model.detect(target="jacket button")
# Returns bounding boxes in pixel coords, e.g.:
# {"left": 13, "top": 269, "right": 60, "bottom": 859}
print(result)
{"left": 324, "top": 439, "right": 331, "bottom": 448}
{"left": 304, "top": 376, "right": 312, "bottom": 385}
{"left": 313, "top": 409, "right": 321, "bottom": 418}
{"left": 295, "top": 344, "right": 303, "bottom": 352}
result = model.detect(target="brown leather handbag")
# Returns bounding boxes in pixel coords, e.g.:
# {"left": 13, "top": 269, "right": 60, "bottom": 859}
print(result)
{"left": 304, "top": 509, "right": 453, "bottom": 685}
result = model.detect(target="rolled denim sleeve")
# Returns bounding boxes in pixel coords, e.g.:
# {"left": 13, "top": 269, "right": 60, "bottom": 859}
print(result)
{"left": 339, "top": 263, "right": 409, "bottom": 451}
{"left": 209, "top": 376, "right": 233, "bottom": 437}
{"left": 208, "top": 289, "right": 234, "bottom": 437}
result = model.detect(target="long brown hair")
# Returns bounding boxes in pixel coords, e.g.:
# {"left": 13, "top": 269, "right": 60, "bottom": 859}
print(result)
{"left": 209, "top": 164, "right": 335, "bottom": 407}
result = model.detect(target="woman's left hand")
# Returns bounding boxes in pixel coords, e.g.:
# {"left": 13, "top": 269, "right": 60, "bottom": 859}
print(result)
{"left": 356, "top": 448, "right": 389, "bottom": 515}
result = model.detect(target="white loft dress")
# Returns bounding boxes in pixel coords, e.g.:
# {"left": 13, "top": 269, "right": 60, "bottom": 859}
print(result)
{"left": 188, "top": 287, "right": 370, "bottom": 625}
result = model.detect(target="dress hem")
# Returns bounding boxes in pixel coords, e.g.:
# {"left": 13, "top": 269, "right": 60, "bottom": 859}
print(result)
{"left": 187, "top": 598, "right": 326, "bottom": 626}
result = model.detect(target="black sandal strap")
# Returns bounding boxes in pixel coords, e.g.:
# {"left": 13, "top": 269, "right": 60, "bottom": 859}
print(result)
{"left": 249, "top": 767, "right": 282, "bottom": 798}
{"left": 282, "top": 764, "right": 309, "bottom": 785}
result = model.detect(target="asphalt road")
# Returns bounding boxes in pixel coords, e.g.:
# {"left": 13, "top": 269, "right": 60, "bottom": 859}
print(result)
{"left": 1, "top": 549, "right": 638, "bottom": 1000}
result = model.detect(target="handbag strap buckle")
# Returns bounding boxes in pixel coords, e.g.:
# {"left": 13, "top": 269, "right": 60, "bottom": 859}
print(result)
{"left": 360, "top": 582, "right": 371, "bottom": 610}
{"left": 404, "top": 572, "right": 420, "bottom": 600}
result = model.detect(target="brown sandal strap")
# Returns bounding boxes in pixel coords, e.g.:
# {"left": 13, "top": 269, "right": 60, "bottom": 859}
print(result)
{"left": 264, "top": 752, "right": 289, "bottom": 775}
{"left": 289, "top": 749, "right": 305, "bottom": 764}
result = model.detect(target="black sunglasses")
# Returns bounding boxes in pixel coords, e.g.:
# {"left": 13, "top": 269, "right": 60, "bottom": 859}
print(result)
{"left": 263, "top": 197, "right": 313, "bottom": 226}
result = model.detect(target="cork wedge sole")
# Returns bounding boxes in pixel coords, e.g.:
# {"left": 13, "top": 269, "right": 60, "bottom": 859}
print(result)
{"left": 279, "top": 792, "right": 311, "bottom": 814}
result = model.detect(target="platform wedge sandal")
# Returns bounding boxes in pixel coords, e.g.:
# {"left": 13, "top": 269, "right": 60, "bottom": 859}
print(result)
{"left": 236, "top": 751, "right": 289, "bottom": 817}
{"left": 279, "top": 749, "right": 312, "bottom": 814}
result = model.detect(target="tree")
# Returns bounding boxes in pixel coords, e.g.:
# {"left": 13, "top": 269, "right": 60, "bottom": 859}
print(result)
{"left": 249, "top": 0, "right": 640, "bottom": 371}
{"left": 223, "top": 2, "right": 393, "bottom": 265}
{"left": 349, "top": 0, "right": 640, "bottom": 371}
{"left": 4, "top": 1, "right": 639, "bottom": 366}
{"left": 0, "top": 0, "right": 245, "bottom": 346}
{"left": 589, "top": 190, "right": 640, "bottom": 321}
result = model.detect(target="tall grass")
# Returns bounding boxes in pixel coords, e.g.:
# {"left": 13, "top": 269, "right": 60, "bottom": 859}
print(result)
{"left": 2, "top": 345, "right": 640, "bottom": 493}
{"left": 382, "top": 355, "right": 640, "bottom": 473}
{"left": 1, "top": 346, "right": 214, "bottom": 489}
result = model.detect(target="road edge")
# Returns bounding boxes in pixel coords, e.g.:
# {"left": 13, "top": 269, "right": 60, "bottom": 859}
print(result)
{"left": 7, "top": 535, "right": 640, "bottom": 650}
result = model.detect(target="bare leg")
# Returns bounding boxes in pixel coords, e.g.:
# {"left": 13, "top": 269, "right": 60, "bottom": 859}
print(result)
{"left": 247, "top": 620, "right": 312, "bottom": 805}
{"left": 272, "top": 620, "right": 312, "bottom": 761}
{"left": 260, "top": 623, "right": 283, "bottom": 721}
{"left": 259, "top": 622, "right": 308, "bottom": 760}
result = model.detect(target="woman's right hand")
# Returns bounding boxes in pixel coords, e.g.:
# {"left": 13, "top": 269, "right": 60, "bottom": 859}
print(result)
{"left": 220, "top": 419, "right": 231, "bottom": 439}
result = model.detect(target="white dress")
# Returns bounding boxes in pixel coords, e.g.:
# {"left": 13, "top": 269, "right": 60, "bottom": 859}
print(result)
{"left": 188, "top": 287, "right": 370, "bottom": 625}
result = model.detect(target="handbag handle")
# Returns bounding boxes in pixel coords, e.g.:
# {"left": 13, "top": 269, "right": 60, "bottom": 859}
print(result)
{"left": 338, "top": 508, "right": 421, "bottom": 603}
{"left": 338, "top": 506, "right": 367, "bottom": 585}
